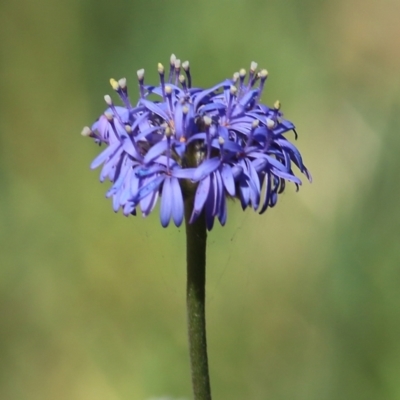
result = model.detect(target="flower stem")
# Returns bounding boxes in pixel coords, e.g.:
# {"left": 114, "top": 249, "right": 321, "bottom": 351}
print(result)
{"left": 184, "top": 198, "right": 212, "bottom": 400}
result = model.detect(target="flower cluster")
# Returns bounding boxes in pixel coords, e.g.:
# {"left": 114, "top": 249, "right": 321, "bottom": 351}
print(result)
{"left": 82, "top": 55, "right": 311, "bottom": 230}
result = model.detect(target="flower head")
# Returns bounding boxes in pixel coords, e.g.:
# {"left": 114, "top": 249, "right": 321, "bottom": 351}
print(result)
{"left": 82, "top": 55, "right": 311, "bottom": 229}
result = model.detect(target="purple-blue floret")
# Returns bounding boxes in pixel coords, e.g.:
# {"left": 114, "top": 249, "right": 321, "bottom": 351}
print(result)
{"left": 82, "top": 56, "right": 311, "bottom": 229}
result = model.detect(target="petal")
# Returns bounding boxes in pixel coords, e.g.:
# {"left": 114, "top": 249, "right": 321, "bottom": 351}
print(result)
{"left": 194, "top": 80, "right": 229, "bottom": 109}
{"left": 91, "top": 142, "right": 121, "bottom": 169}
{"left": 171, "top": 167, "right": 195, "bottom": 179}
{"left": 173, "top": 103, "right": 184, "bottom": 139}
{"left": 259, "top": 172, "right": 271, "bottom": 214}
{"left": 238, "top": 176, "right": 250, "bottom": 209}
{"left": 193, "top": 158, "right": 221, "bottom": 181}
{"left": 121, "top": 137, "right": 141, "bottom": 159}
{"left": 186, "top": 132, "right": 207, "bottom": 144}
{"left": 140, "top": 189, "right": 159, "bottom": 216}
{"left": 134, "top": 175, "right": 165, "bottom": 203}
{"left": 222, "top": 140, "right": 242, "bottom": 153}
{"left": 140, "top": 99, "right": 169, "bottom": 121}
{"left": 171, "top": 177, "right": 184, "bottom": 226}
{"left": 144, "top": 140, "right": 169, "bottom": 164}
{"left": 160, "top": 178, "right": 173, "bottom": 227}
{"left": 193, "top": 175, "right": 211, "bottom": 214}
{"left": 221, "top": 164, "right": 235, "bottom": 196}
{"left": 271, "top": 168, "right": 302, "bottom": 184}
{"left": 218, "top": 194, "right": 227, "bottom": 226}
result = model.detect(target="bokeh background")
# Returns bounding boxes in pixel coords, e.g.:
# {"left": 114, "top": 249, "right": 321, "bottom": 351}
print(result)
{"left": 1, "top": 0, "right": 400, "bottom": 399}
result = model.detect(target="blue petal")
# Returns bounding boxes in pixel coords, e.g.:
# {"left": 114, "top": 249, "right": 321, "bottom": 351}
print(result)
{"left": 160, "top": 178, "right": 173, "bottom": 227}
{"left": 140, "top": 189, "right": 159, "bottom": 216}
{"left": 174, "top": 142, "right": 186, "bottom": 158}
{"left": 276, "top": 138, "right": 305, "bottom": 170}
{"left": 140, "top": 99, "right": 169, "bottom": 121}
{"left": 193, "top": 158, "right": 220, "bottom": 181}
{"left": 271, "top": 169, "right": 302, "bottom": 184}
{"left": 259, "top": 172, "right": 271, "bottom": 214}
{"left": 144, "top": 140, "right": 169, "bottom": 164}
{"left": 173, "top": 103, "right": 184, "bottom": 139}
{"left": 217, "top": 126, "right": 230, "bottom": 141}
{"left": 122, "top": 137, "right": 142, "bottom": 160}
{"left": 136, "top": 126, "right": 163, "bottom": 140}
{"left": 205, "top": 179, "right": 216, "bottom": 231}
{"left": 221, "top": 164, "right": 235, "bottom": 196}
{"left": 171, "top": 177, "right": 184, "bottom": 226}
{"left": 119, "top": 167, "right": 134, "bottom": 204}
{"left": 194, "top": 81, "right": 229, "bottom": 109}
{"left": 100, "top": 160, "right": 115, "bottom": 182}
{"left": 123, "top": 201, "right": 136, "bottom": 216}
{"left": 193, "top": 175, "right": 211, "bottom": 214}
{"left": 172, "top": 167, "right": 195, "bottom": 179}
{"left": 112, "top": 193, "right": 121, "bottom": 212}
{"left": 91, "top": 142, "right": 121, "bottom": 169}
{"left": 231, "top": 89, "right": 259, "bottom": 117}
{"left": 130, "top": 111, "right": 150, "bottom": 133}
{"left": 106, "top": 159, "right": 131, "bottom": 197}
{"left": 134, "top": 175, "right": 165, "bottom": 203}
{"left": 222, "top": 140, "right": 242, "bottom": 153}
{"left": 186, "top": 132, "right": 207, "bottom": 144}
{"left": 218, "top": 194, "right": 227, "bottom": 226}
{"left": 198, "top": 102, "right": 226, "bottom": 115}
{"left": 238, "top": 177, "right": 250, "bottom": 209}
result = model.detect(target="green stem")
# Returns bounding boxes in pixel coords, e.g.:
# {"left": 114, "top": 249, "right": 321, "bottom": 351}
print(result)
{"left": 184, "top": 198, "right": 212, "bottom": 400}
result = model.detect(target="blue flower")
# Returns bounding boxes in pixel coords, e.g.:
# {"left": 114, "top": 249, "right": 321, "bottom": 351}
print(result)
{"left": 82, "top": 55, "right": 311, "bottom": 229}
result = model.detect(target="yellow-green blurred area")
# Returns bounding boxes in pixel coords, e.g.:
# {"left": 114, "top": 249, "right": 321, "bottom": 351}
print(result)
{"left": 1, "top": 0, "right": 400, "bottom": 399}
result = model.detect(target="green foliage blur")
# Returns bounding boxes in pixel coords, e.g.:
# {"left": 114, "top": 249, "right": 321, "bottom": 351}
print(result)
{"left": 1, "top": 0, "right": 399, "bottom": 399}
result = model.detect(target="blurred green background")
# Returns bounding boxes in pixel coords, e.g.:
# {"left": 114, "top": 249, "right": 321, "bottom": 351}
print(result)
{"left": 1, "top": 0, "right": 400, "bottom": 399}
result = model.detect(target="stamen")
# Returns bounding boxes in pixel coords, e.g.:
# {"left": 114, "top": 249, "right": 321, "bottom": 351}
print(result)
{"left": 165, "top": 85, "right": 172, "bottom": 95}
{"left": 81, "top": 126, "right": 93, "bottom": 137}
{"left": 238, "top": 69, "right": 246, "bottom": 96}
{"left": 250, "top": 61, "right": 258, "bottom": 72}
{"left": 104, "top": 95, "right": 113, "bottom": 106}
{"left": 246, "top": 119, "right": 259, "bottom": 148}
{"left": 158, "top": 63, "right": 165, "bottom": 74}
{"left": 179, "top": 74, "right": 187, "bottom": 91}
{"left": 118, "top": 78, "right": 127, "bottom": 90}
{"left": 227, "top": 85, "right": 237, "bottom": 118}
{"left": 104, "top": 96, "right": 125, "bottom": 127}
{"left": 168, "top": 54, "right": 176, "bottom": 83}
{"left": 165, "top": 126, "right": 172, "bottom": 137}
{"left": 137, "top": 69, "right": 145, "bottom": 98}
{"left": 203, "top": 116, "right": 212, "bottom": 127}
{"left": 266, "top": 118, "right": 275, "bottom": 129}
{"left": 165, "top": 85, "right": 174, "bottom": 116}
{"left": 274, "top": 100, "right": 281, "bottom": 110}
{"left": 109, "top": 78, "right": 119, "bottom": 91}
{"left": 248, "top": 61, "right": 258, "bottom": 88}
{"left": 203, "top": 116, "right": 212, "bottom": 159}
{"left": 239, "top": 69, "right": 246, "bottom": 86}
{"left": 111, "top": 77, "right": 132, "bottom": 109}
{"left": 104, "top": 112, "right": 113, "bottom": 121}
{"left": 104, "top": 112, "right": 121, "bottom": 140}
{"left": 180, "top": 105, "right": 189, "bottom": 141}
{"left": 165, "top": 126, "right": 172, "bottom": 172}
{"left": 182, "top": 60, "right": 191, "bottom": 88}
{"left": 174, "top": 59, "right": 181, "bottom": 85}
{"left": 124, "top": 124, "right": 142, "bottom": 156}
{"left": 158, "top": 63, "right": 166, "bottom": 99}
